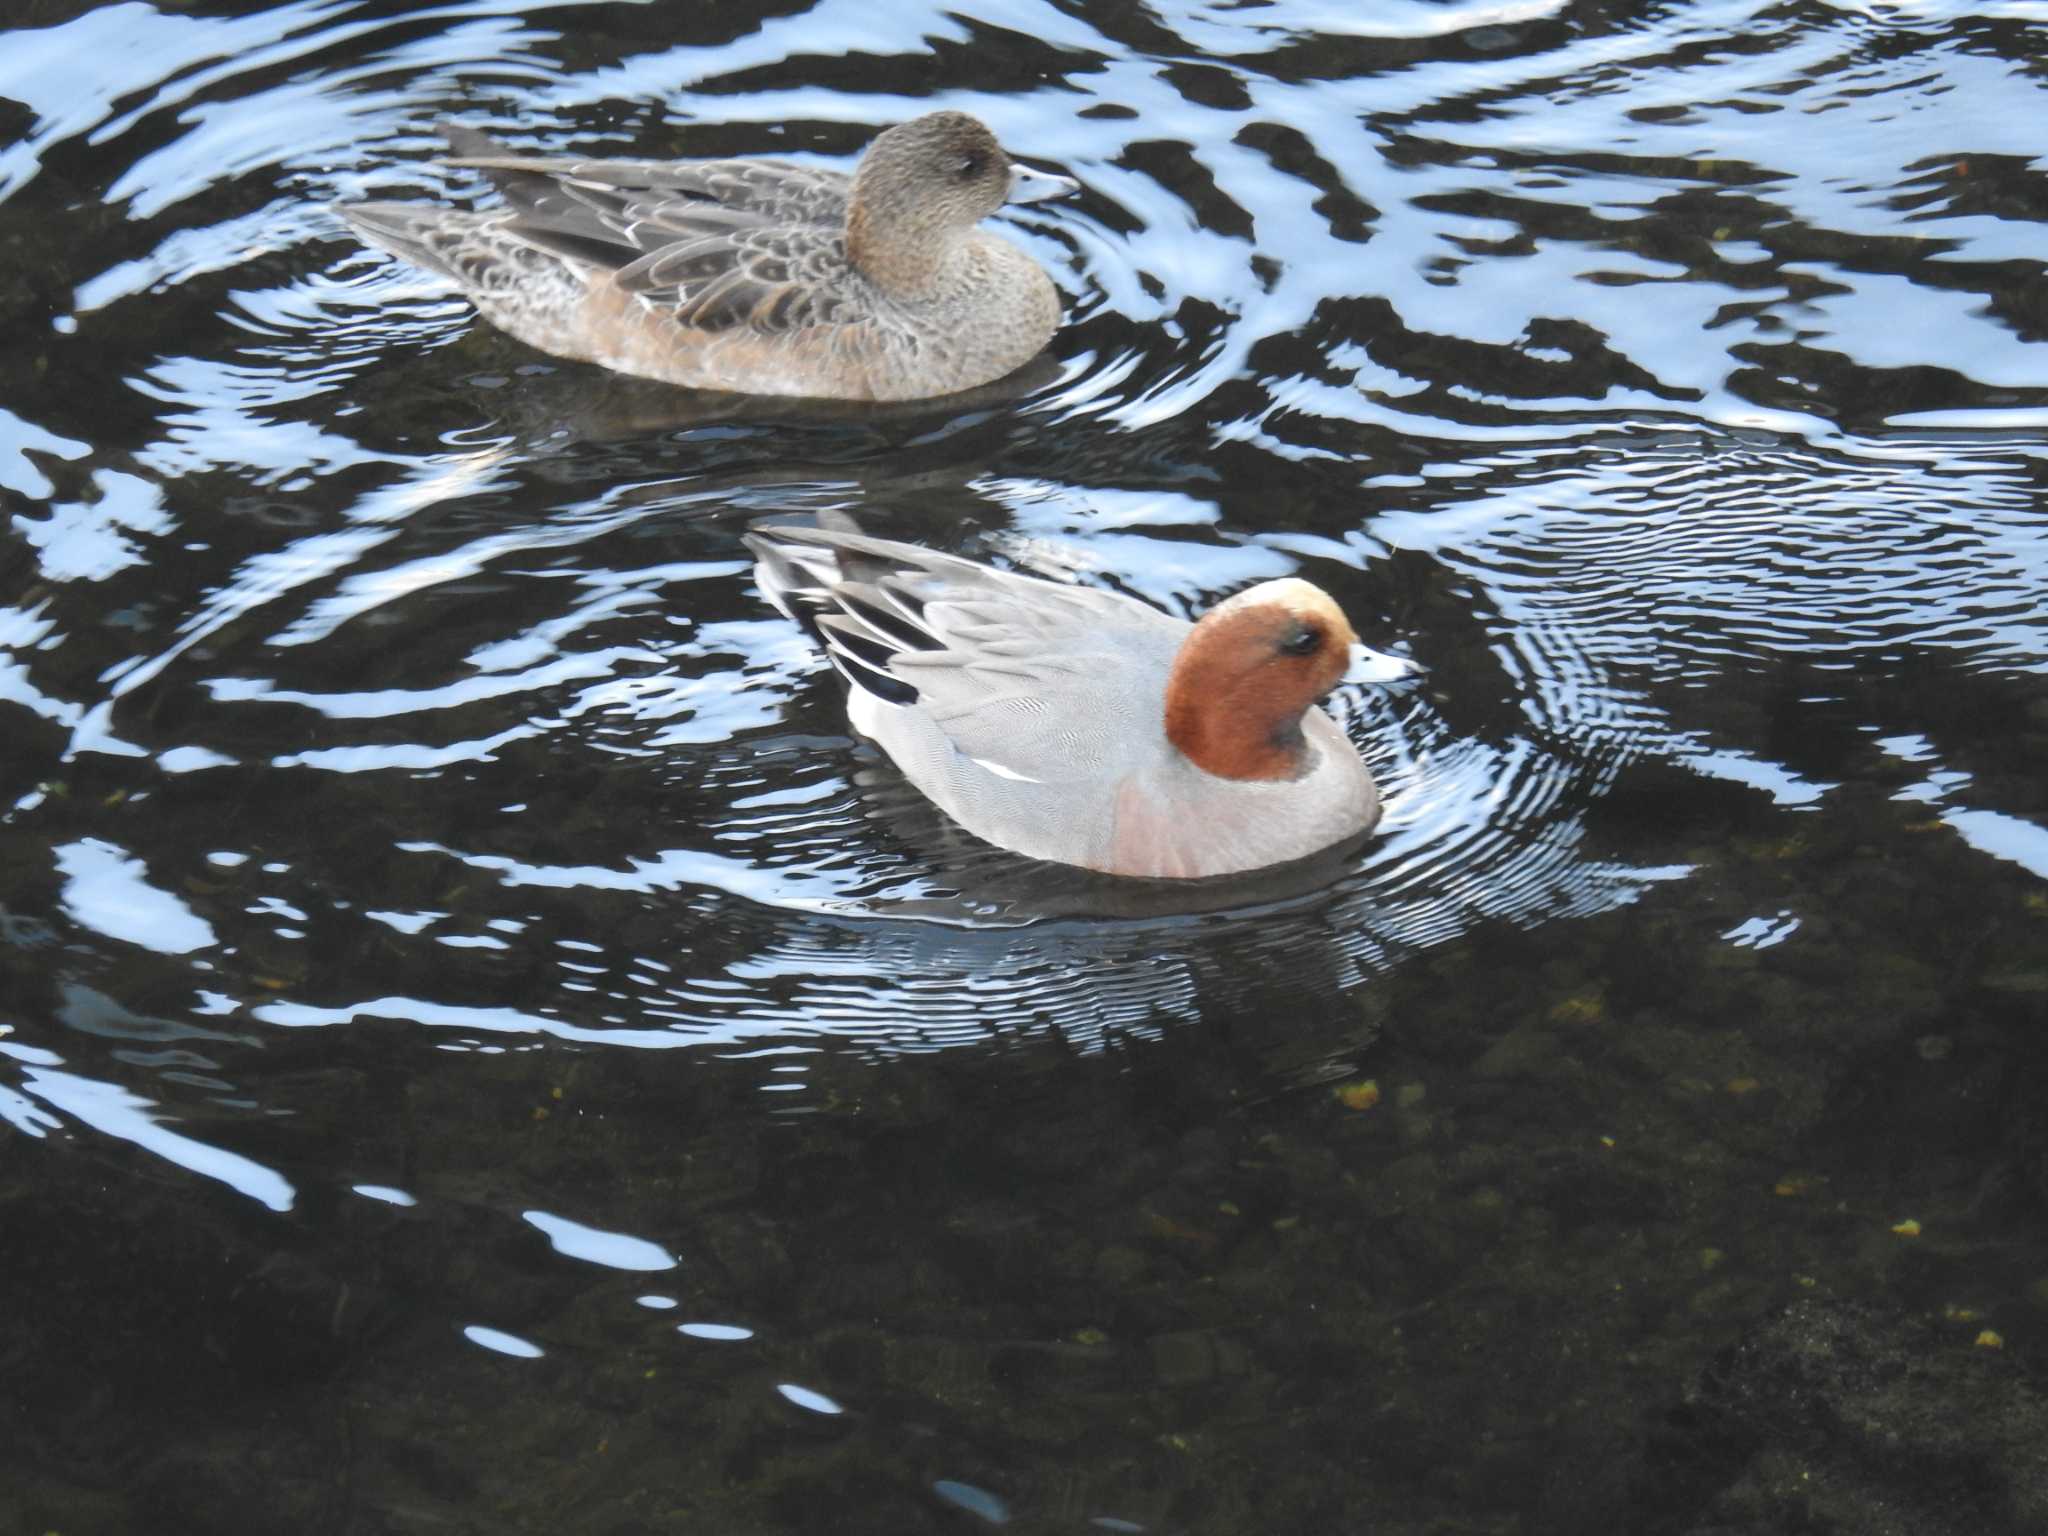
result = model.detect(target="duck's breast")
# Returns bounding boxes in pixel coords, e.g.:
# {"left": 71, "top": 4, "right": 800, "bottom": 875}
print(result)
{"left": 1107, "top": 710, "right": 1381, "bottom": 879}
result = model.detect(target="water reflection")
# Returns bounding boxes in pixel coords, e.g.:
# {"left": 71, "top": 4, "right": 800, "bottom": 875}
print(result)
{"left": 2, "top": 0, "right": 2043, "bottom": 1154}
{"left": 2, "top": 1039, "right": 296, "bottom": 1211}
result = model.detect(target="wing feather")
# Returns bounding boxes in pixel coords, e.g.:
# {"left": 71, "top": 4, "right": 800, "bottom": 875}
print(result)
{"left": 436, "top": 126, "right": 862, "bottom": 337}
{"left": 748, "top": 525, "right": 1184, "bottom": 784}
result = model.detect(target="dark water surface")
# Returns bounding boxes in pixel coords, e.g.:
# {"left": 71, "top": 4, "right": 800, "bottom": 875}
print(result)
{"left": 5, "top": 0, "right": 2048, "bottom": 1530}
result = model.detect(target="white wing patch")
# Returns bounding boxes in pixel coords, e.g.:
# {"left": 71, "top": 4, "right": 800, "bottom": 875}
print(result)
{"left": 968, "top": 754, "right": 1044, "bottom": 784}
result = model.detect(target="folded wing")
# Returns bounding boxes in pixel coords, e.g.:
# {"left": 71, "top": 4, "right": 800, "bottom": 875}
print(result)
{"left": 747, "top": 524, "right": 1182, "bottom": 784}
{"left": 431, "top": 125, "right": 865, "bottom": 335}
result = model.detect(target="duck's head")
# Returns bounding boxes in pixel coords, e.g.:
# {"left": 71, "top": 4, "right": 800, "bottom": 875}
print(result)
{"left": 847, "top": 111, "right": 1076, "bottom": 291}
{"left": 1164, "top": 579, "right": 1375, "bottom": 782}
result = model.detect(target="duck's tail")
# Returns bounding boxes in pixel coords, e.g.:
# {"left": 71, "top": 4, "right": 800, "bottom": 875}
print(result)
{"left": 336, "top": 123, "right": 629, "bottom": 288}
{"left": 334, "top": 201, "right": 481, "bottom": 284}
{"left": 745, "top": 514, "right": 930, "bottom": 706}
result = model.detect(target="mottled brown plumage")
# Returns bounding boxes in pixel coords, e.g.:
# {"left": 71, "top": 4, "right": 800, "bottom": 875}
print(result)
{"left": 337, "top": 113, "right": 1077, "bottom": 401}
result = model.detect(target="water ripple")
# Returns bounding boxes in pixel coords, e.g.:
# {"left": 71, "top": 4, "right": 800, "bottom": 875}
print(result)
{"left": 2, "top": 0, "right": 2044, "bottom": 1083}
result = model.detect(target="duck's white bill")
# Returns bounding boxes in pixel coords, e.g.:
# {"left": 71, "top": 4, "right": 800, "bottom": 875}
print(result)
{"left": 1345, "top": 642, "right": 1420, "bottom": 685}
{"left": 1007, "top": 164, "right": 1080, "bottom": 204}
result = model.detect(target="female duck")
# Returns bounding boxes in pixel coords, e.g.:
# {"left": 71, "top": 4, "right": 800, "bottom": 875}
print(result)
{"left": 339, "top": 112, "right": 1077, "bottom": 401}
{"left": 748, "top": 524, "right": 1399, "bottom": 879}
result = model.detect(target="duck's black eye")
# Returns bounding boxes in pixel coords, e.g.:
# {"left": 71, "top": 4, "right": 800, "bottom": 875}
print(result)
{"left": 1280, "top": 624, "right": 1322, "bottom": 657}
{"left": 956, "top": 154, "right": 983, "bottom": 180}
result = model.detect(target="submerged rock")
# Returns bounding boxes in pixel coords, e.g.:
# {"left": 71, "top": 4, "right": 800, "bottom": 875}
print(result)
{"left": 1653, "top": 1298, "right": 2048, "bottom": 1534}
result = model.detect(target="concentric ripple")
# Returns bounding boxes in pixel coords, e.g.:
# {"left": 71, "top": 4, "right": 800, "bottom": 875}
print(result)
{"left": 2, "top": 0, "right": 2046, "bottom": 1122}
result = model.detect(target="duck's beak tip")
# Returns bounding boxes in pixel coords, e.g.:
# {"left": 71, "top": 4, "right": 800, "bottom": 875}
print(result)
{"left": 1007, "top": 164, "right": 1081, "bottom": 205}
{"left": 1345, "top": 641, "right": 1420, "bottom": 686}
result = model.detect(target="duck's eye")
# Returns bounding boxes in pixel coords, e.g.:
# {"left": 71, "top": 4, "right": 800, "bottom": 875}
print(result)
{"left": 1280, "top": 624, "right": 1322, "bottom": 657}
{"left": 956, "top": 154, "right": 984, "bottom": 180}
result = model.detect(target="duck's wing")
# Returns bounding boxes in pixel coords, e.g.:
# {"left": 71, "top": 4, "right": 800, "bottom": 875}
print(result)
{"left": 437, "top": 125, "right": 864, "bottom": 334}
{"left": 748, "top": 525, "right": 1184, "bottom": 784}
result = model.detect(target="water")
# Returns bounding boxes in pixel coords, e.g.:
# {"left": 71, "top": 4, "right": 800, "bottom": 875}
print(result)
{"left": 5, "top": 0, "right": 2048, "bottom": 1529}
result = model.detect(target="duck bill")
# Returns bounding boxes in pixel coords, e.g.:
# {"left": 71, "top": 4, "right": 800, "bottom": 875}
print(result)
{"left": 1006, "top": 164, "right": 1080, "bottom": 205}
{"left": 1344, "top": 641, "right": 1419, "bottom": 686}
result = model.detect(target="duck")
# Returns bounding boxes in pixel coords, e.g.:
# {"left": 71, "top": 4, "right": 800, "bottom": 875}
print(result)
{"left": 747, "top": 523, "right": 1402, "bottom": 879}
{"left": 336, "top": 112, "right": 1078, "bottom": 402}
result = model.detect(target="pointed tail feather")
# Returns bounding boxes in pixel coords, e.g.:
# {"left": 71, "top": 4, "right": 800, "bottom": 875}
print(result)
{"left": 746, "top": 517, "right": 922, "bottom": 706}
{"left": 335, "top": 201, "right": 472, "bottom": 282}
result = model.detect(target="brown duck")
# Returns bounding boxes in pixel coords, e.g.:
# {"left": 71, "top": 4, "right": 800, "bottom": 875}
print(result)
{"left": 338, "top": 112, "right": 1078, "bottom": 401}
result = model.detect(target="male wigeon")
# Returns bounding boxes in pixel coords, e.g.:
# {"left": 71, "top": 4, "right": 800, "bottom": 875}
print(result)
{"left": 748, "top": 524, "right": 1399, "bottom": 879}
{"left": 337, "top": 112, "right": 1077, "bottom": 401}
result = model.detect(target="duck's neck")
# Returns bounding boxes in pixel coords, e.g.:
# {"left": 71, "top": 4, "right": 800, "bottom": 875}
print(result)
{"left": 845, "top": 208, "right": 962, "bottom": 299}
